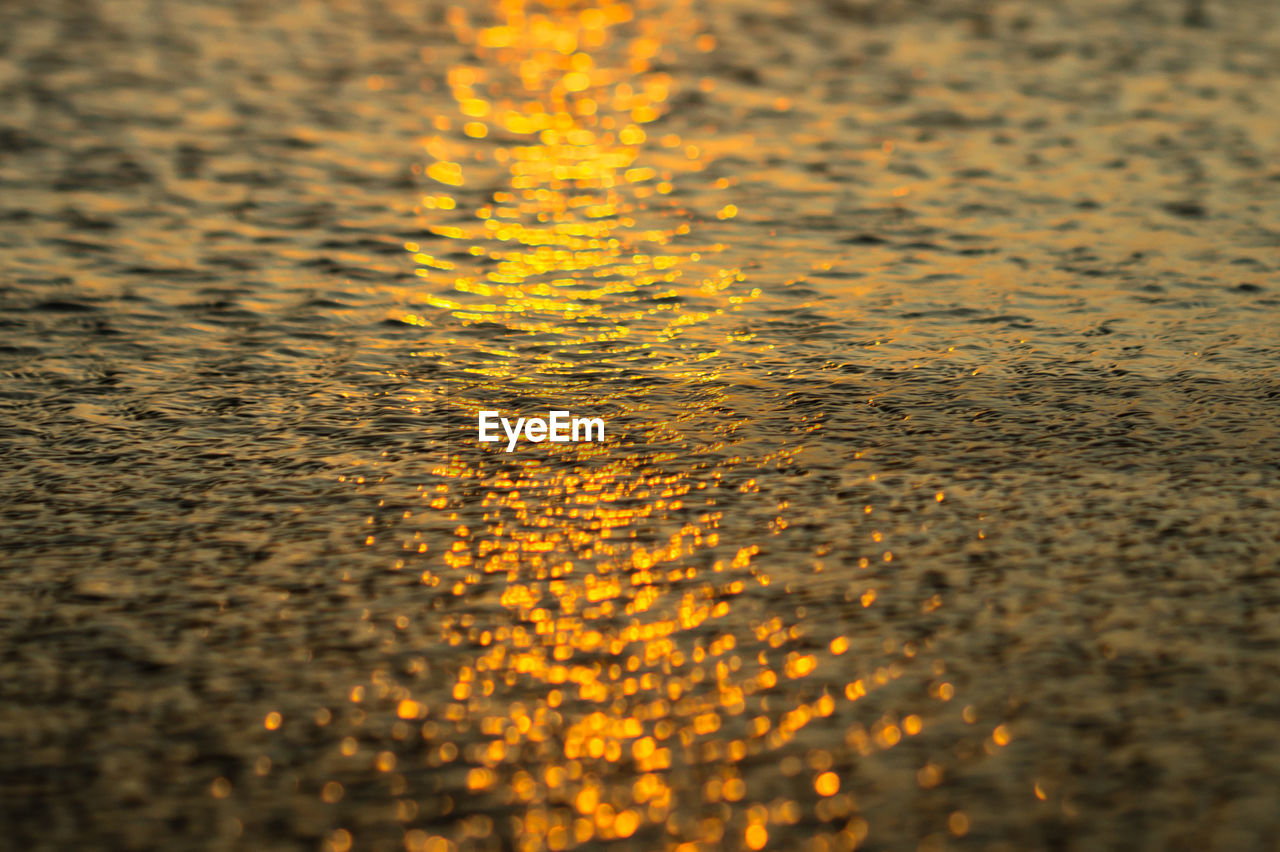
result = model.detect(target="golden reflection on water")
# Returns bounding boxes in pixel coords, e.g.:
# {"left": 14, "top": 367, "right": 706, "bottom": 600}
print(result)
{"left": 351, "top": 3, "right": 952, "bottom": 850}
{"left": 405, "top": 0, "right": 735, "bottom": 340}
{"left": 393, "top": 0, "right": 753, "bottom": 427}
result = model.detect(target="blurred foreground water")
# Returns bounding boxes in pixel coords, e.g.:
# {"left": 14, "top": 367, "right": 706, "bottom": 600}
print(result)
{"left": 2, "top": 0, "right": 1279, "bottom": 849}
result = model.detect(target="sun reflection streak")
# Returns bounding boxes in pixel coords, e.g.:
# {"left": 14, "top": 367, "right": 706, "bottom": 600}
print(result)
{"left": 326, "top": 3, "right": 962, "bottom": 850}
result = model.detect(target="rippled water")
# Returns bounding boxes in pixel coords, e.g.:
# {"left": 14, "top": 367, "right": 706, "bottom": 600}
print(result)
{"left": 3, "top": 0, "right": 1280, "bottom": 849}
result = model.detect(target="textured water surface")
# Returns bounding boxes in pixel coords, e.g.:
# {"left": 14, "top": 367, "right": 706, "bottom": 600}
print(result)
{"left": 2, "top": 0, "right": 1279, "bottom": 850}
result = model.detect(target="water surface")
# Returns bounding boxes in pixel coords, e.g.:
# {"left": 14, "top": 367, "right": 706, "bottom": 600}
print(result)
{"left": 2, "top": 0, "right": 1279, "bottom": 849}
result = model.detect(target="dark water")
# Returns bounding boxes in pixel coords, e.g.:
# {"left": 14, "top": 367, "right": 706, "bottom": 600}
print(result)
{"left": 2, "top": 0, "right": 1279, "bottom": 850}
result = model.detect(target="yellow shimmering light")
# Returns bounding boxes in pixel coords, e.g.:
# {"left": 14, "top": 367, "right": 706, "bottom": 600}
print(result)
{"left": 427, "top": 162, "right": 464, "bottom": 186}
{"left": 815, "top": 772, "right": 839, "bottom": 796}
